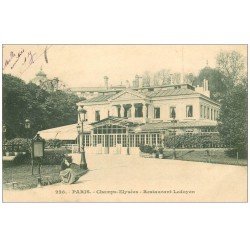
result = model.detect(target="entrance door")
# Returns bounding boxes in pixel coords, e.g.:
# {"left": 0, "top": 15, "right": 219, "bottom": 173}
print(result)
{"left": 116, "top": 134, "right": 122, "bottom": 154}
{"left": 103, "top": 134, "right": 109, "bottom": 154}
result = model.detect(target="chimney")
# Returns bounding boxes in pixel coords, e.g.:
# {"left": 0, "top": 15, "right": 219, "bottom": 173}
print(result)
{"left": 104, "top": 76, "right": 109, "bottom": 89}
{"left": 206, "top": 79, "right": 209, "bottom": 91}
{"left": 203, "top": 79, "right": 206, "bottom": 91}
{"left": 135, "top": 75, "right": 139, "bottom": 87}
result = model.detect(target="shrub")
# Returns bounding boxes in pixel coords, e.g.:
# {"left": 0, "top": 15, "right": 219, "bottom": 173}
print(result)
{"left": 225, "top": 148, "right": 247, "bottom": 159}
{"left": 139, "top": 145, "right": 153, "bottom": 154}
{"left": 164, "top": 134, "right": 224, "bottom": 149}
{"left": 13, "top": 152, "right": 31, "bottom": 165}
{"left": 45, "top": 139, "right": 62, "bottom": 148}
{"left": 4, "top": 138, "right": 31, "bottom": 152}
{"left": 158, "top": 147, "right": 164, "bottom": 154}
{"left": 41, "top": 148, "right": 71, "bottom": 165}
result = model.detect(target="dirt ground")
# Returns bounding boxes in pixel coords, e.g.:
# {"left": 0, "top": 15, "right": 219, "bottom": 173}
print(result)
{"left": 3, "top": 154, "right": 247, "bottom": 202}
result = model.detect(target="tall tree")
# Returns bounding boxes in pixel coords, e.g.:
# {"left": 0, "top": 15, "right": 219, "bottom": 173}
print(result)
{"left": 194, "top": 67, "right": 226, "bottom": 101}
{"left": 2, "top": 74, "right": 82, "bottom": 139}
{"left": 216, "top": 50, "right": 246, "bottom": 87}
{"left": 217, "top": 84, "right": 247, "bottom": 156}
{"left": 142, "top": 71, "right": 151, "bottom": 87}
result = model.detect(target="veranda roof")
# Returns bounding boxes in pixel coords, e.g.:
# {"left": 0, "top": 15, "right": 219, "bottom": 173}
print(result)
{"left": 91, "top": 116, "right": 141, "bottom": 128}
{"left": 38, "top": 123, "right": 91, "bottom": 141}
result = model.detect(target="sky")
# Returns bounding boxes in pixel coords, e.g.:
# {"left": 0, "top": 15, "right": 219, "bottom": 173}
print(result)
{"left": 2, "top": 45, "right": 247, "bottom": 88}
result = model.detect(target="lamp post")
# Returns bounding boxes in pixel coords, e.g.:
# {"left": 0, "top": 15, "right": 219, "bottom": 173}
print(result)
{"left": 3, "top": 124, "right": 7, "bottom": 154}
{"left": 24, "top": 119, "right": 34, "bottom": 174}
{"left": 24, "top": 119, "right": 31, "bottom": 142}
{"left": 77, "top": 124, "right": 81, "bottom": 153}
{"left": 171, "top": 113, "right": 177, "bottom": 160}
{"left": 77, "top": 106, "right": 88, "bottom": 170}
{"left": 3, "top": 124, "right": 6, "bottom": 143}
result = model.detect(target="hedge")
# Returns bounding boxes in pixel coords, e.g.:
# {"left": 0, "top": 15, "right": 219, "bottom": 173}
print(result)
{"left": 41, "top": 148, "right": 71, "bottom": 165}
{"left": 164, "top": 133, "right": 225, "bottom": 149}
{"left": 3, "top": 138, "right": 31, "bottom": 152}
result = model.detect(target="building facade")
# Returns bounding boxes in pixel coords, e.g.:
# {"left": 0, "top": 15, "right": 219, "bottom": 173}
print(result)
{"left": 75, "top": 81, "right": 220, "bottom": 155}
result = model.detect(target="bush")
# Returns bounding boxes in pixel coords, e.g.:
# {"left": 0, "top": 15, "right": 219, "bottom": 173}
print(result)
{"left": 45, "top": 139, "right": 62, "bottom": 148}
{"left": 139, "top": 145, "right": 153, "bottom": 154}
{"left": 13, "top": 152, "right": 31, "bottom": 165}
{"left": 158, "top": 147, "right": 164, "bottom": 154}
{"left": 164, "top": 134, "right": 224, "bottom": 149}
{"left": 4, "top": 138, "right": 31, "bottom": 152}
{"left": 225, "top": 148, "right": 248, "bottom": 159}
{"left": 41, "top": 148, "right": 71, "bottom": 165}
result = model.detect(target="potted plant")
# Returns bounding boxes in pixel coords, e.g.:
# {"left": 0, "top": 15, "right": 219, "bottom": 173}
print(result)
{"left": 158, "top": 147, "right": 164, "bottom": 159}
{"left": 152, "top": 147, "right": 157, "bottom": 158}
{"left": 139, "top": 145, "right": 153, "bottom": 158}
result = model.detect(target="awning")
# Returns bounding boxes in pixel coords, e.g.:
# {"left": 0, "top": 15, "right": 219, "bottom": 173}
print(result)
{"left": 38, "top": 123, "right": 92, "bottom": 141}
{"left": 91, "top": 116, "right": 141, "bottom": 128}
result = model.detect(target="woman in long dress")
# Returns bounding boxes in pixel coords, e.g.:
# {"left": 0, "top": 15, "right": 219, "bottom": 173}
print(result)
{"left": 59, "top": 156, "right": 86, "bottom": 184}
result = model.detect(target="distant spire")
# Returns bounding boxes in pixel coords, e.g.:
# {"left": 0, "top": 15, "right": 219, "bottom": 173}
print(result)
{"left": 206, "top": 60, "right": 209, "bottom": 67}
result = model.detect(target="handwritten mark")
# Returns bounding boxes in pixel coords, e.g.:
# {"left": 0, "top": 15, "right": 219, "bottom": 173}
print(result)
{"left": 3, "top": 48, "right": 38, "bottom": 71}
{"left": 3, "top": 45, "right": 52, "bottom": 73}
{"left": 44, "top": 46, "right": 48, "bottom": 63}
{"left": 3, "top": 49, "right": 24, "bottom": 70}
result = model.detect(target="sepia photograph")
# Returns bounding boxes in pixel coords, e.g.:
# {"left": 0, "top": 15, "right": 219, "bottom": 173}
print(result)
{"left": 2, "top": 44, "right": 248, "bottom": 202}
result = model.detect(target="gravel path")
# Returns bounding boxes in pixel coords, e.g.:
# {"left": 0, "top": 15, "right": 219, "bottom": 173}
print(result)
{"left": 3, "top": 154, "right": 247, "bottom": 202}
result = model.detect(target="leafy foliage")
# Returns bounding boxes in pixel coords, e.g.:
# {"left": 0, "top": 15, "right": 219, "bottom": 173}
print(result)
{"left": 218, "top": 85, "right": 248, "bottom": 157}
{"left": 41, "top": 148, "right": 71, "bottom": 165}
{"left": 193, "top": 67, "right": 226, "bottom": 101}
{"left": 4, "top": 138, "right": 31, "bottom": 152}
{"left": 2, "top": 74, "right": 83, "bottom": 139}
{"left": 216, "top": 50, "right": 246, "bottom": 86}
{"left": 45, "top": 139, "right": 62, "bottom": 148}
{"left": 139, "top": 144, "right": 153, "bottom": 154}
{"left": 164, "top": 134, "right": 223, "bottom": 149}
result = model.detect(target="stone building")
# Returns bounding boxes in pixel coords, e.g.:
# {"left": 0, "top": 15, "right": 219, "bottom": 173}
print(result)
{"left": 31, "top": 68, "right": 59, "bottom": 92}
{"left": 39, "top": 76, "right": 220, "bottom": 155}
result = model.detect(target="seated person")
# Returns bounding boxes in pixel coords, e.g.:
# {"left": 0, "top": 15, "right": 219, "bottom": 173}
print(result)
{"left": 59, "top": 155, "right": 86, "bottom": 184}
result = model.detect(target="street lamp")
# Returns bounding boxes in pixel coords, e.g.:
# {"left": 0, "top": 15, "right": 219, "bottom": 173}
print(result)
{"left": 3, "top": 124, "right": 7, "bottom": 143}
{"left": 76, "top": 124, "right": 81, "bottom": 153}
{"left": 24, "top": 119, "right": 31, "bottom": 143}
{"left": 77, "top": 106, "right": 88, "bottom": 170}
{"left": 24, "top": 119, "right": 31, "bottom": 129}
{"left": 171, "top": 112, "right": 177, "bottom": 160}
{"left": 24, "top": 119, "right": 34, "bottom": 174}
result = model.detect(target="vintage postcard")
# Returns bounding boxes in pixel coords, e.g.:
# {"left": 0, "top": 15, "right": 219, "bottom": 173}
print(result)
{"left": 1, "top": 44, "right": 248, "bottom": 202}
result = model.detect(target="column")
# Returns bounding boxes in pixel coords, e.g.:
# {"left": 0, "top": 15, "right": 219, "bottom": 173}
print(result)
{"left": 131, "top": 104, "right": 135, "bottom": 118}
{"left": 121, "top": 105, "right": 125, "bottom": 117}
{"left": 143, "top": 104, "right": 147, "bottom": 118}
{"left": 117, "top": 105, "right": 121, "bottom": 117}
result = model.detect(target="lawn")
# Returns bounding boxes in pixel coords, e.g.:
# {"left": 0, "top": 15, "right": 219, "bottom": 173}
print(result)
{"left": 2, "top": 164, "right": 62, "bottom": 190}
{"left": 2, "top": 162, "right": 85, "bottom": 190}
{"left": 162, "top": 148, "right": 247, "bottom": 166}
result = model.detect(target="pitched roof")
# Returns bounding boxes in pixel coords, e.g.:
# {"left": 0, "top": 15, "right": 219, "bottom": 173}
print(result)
{"left": 91, "top": 116, "right": 141, "bottom": 127}
{"left": 146, "top": 88, "right": 196, "bottom": 98}
{"left": 109, "top": 89, "right": 148, "bottom": 101}
{"left": 81, "top": 93, "right": 116, "bottom": 104}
